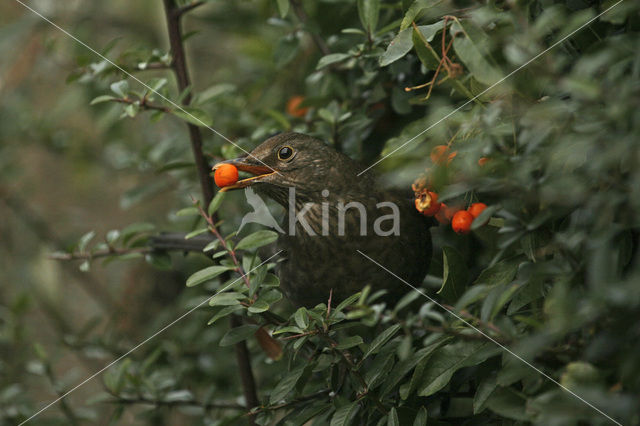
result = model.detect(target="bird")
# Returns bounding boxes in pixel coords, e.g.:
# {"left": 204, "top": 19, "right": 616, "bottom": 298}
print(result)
{"left": 213, "top": 132, "right": 432, "bottom": 307}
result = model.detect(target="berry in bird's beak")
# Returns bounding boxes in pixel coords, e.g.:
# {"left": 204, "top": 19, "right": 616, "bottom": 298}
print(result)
{"left": 211, "top": 158, "right": 276, "bottom": 191}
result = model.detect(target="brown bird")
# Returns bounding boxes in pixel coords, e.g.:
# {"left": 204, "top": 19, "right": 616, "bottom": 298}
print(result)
{"left": 214, "top": 132, "right": 431, "bottom": 307}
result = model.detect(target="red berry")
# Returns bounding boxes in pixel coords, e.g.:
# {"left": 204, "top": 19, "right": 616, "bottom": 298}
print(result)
{"left": 435, "top": 202, "right": 460, "bottom": 224}
{"left": 214, "top": 164, "right": 239, "bottom": 188}
{"left": 468, "top": 202, "right": 487, "bottom": 219}
{"left": 422, "top": 191, "right": 441, "bottom": 216}
{"left": 452, "top": 210, "right": 473, "bottom": 234}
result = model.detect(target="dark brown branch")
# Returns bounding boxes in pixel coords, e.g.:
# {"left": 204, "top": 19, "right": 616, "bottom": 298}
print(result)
{"left": 133, "top": 61, "right": 173, "bottom": 71}
{"left": 290, "top": 0, "right": 330, "bottom": 56}
{"left": 231, "top": 314, "right": 260, "bottom": 425}
{"left": 162, "top": 0, "right": 214, "bottom": 204}
{"left": 49, "top": 232, "right": 218, "bottom": 262}
{"left": 161, "top": 2, "right": 259, "bottom": 425}
{"left": 106, "top": 395, "right": 244, "bottom": 410}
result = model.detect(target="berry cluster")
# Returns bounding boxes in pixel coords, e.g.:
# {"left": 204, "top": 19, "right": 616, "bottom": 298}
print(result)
{"left": 413, "top": 144, "right": 489, "bottom": 234}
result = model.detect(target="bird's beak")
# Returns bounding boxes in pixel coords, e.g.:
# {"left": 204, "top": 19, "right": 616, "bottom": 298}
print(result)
{"left": 211, "top": 157, "right": 276, "bottom": 192}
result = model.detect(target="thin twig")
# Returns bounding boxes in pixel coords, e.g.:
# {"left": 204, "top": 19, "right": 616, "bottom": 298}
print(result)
{"left": 177, "top": 1, "right": 204, "bottom": 17}
{"left": 113, "top": 97, "right": 171, "bottom": 113}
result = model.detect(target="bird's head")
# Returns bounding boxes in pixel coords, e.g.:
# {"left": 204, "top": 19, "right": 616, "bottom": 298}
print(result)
{"left": 213, "top": 132, "right": 369, "bottom": 205}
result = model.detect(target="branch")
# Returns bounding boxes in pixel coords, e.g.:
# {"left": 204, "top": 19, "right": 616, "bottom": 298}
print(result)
{"left": 113, "top": 97, "right": 171, "bottom": 113}
{"left": 106, "top": 395, "right": 244, "bottom": 410}
{"left": 162, "top": 0, "right": 214, "bottom": 204}
{"left": 132, "top": 61, "right": 173, "bottom": 71}
{"left": 161, "top": 2, "right": 259, "bottom": 424}
{"left": 49, "top": 232, "right": 218, "bottom": 262}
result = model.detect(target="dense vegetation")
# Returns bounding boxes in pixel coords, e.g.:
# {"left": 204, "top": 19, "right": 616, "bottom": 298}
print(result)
{"left": 1, "top": 0, "right": 639, "bottom": 424}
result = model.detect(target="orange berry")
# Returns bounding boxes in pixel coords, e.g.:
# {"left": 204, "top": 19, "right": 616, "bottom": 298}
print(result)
{"left": 452, "top": 210, "right": 473, "bottom": 234}
{"left": 444, "top": 203, "right": 462, "bottom": 221}
{"left": 286, "top": 95, "right": 309, "bottom": 118}
{"left": 435, "top": 202, "right": 458, "bottom": 224}
{"left": 422, "top": 191, "right": 441, "bottom": 216}
{"left": 430, "top": 145, "right": 449, "bottom": 164}
{"left": 468, "top": 202, "right": 487, "bottom": 219}
{"left": 478, "top": 157, "right": 489, "bottom": 166}
{"left": 447, "top": 150, "right": 457, "bottom": 164}
{"left": 435, "top": 205, "right": 449, "bottom": 224}
{"left": 214, "top": 163, "right": 239, "bottom": 188}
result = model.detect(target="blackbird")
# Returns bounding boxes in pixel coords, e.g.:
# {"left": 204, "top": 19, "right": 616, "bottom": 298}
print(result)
{"left": 214, "top": 132, "right": 431, "bottom": 307}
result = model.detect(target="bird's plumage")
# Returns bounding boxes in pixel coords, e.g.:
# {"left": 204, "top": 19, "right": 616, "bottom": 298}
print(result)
{"left": 217, "top": 132, "right": 431, "bottom": 307}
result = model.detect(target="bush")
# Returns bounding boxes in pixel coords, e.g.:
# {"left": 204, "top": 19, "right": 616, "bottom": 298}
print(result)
{"left": 2, "top": 0, "right": 639, "bottom": 424}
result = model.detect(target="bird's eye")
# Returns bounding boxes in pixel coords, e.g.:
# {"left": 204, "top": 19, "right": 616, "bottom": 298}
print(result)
{"left": 277, "top": 145, "right": 294, "bottom": 161}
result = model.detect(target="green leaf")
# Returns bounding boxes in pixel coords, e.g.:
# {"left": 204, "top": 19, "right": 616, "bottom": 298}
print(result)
{"left": 412, "top": 23, "right": 442, "bottom": 70}
{"left": 78, "top": 230, "right": 96, "bottom": 252}
{"left": 124, "top": 103, "right": 138, "bottom": 117}
{"left": 90, "top": 95, "right": 117, "bottom": 105}
{"left": 209, "top": 292, "right": 245, "bottom": 306}
{"left": 417, "top": 341, "right": 500, "bottom": 396}
{"left": 110, "top": 80, "right": 129, "bottom": 97}
{"left": 171, "top": 107, "right": 213, "bottom": 127}
{"left": 485, "top": 387, "right": 528, "bottom": 421}
{"left": 121, "top": 222, "right": 155, "bottom": 244}
{"left": 380, "top": 28, "right": 413, "bottom": 67}
{"left": 380, "top": 336, "right": 450, "bottom": 396}
{"left": 276, "top": 0, "right": 289, "bottom": 18}
{"left": 145, "top": 252, "right": 171, "bottom": 270}
{"left": 270, "top": 365, "right": 306, "bottom": 404}
{"left": 293, "top": 307, "right": 309, "bottom": 329}
{"left": 437, "top": 247, "right": 469, "bottom": 303}
{"left": 449, "top": 19, "right": 503, "bottom": 86}
{"left": 401, "top": 0, "right": 443, "bottom": 30}
{"left": 317, "top": 53, "right": 350, "bottom": 70}
{"left": 175, "top": 207, "right": 200, "bottom": 217}
{"left": 413, "top": 406, "right": 428, "bottom": 426}
{"left": 274, "top": 35, "right": 300, "bottom": 67}
{"left": 208, "top": 191, "right": 226, "bottom": 216}
{"left": 163, "top": 390, "right": 193, "bottom": 403}
{"left": 186, "top": 265, "right": 234, "bottom": 287}
{"left": 105, "top": 229, "right": 120, "bottom": 244}
{"left": 207, "top": 305, "right": 243, "bottom": 325}
{"left": 330, "top": 401, "right": 359, "bottom": 426}
{"left": 473, "top": 258, "right": 520, "bottom": 287}
{"left": 184, "top": 228, "right": 209, "bottom": 239}
{"left": 335, "top": 335, "right": 363, "bottom": 350}
{"left": 334, "top": 292, "right": 361, "bottom": 313}
{"left": 473, "top": 373, "right": 497, "bottom": 413}
{"left": 387, "top": 407, "right": 399, "bottom": 426}
{"left": 357, "top": 0, "right": 380, "bottom": 34}
{"left": 362, "top": 324, "right": 401, "bottom": 361}
{"left": 219, "top": 324, "right": 259, "bottom": 346}
{"left": 235, "top": 230, "right": 279, "bottom": 251}
{"left": 272, "top": 325, "right": 304, "bottom": 335}
{"left": 202, "top": 240, "right": 220, "bottom": 253}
